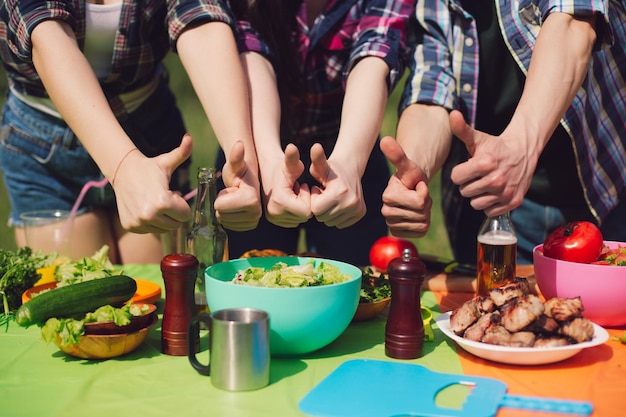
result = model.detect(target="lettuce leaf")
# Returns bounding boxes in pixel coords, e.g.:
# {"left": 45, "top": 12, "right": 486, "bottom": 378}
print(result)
{"left": 232, "top": 260, "right": 350, "bottom": 288}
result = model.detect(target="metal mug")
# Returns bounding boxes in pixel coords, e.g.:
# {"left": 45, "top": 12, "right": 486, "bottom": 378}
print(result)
{"left": 187, "top": 308, "right": 270, "bottom": 391}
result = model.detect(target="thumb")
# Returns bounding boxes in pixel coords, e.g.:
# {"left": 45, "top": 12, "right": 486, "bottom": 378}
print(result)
{"left": 226, "top": 140, "right": 247, "bottom": 177}
{"left": 449, "top": 110, "right": 477, "bottom": 155}
{"left": 158, "top": 133, "right": 193, "bottom": 175}
{"left": 380, "top": 136, "right": 425, "bottom": 189}
{"left": 309, "top": 143, "right": 330, "bottom": 185}
{"left": 283, "top": 143, "right": 304, "bottom": 182}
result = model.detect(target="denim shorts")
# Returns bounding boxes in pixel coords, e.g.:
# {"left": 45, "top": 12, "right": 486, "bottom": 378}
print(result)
{"left": 0, "top": 75, "right": 189, "bottom": 227}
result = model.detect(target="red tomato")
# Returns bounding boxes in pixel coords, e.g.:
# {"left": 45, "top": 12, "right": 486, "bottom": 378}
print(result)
{"left": 369, "top": 236, "right": 418, "bottom": 272}
{"left": 543, "top": 221, "right": 603, "bottom": 264}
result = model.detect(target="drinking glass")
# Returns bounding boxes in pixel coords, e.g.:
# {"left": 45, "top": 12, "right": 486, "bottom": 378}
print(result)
{"left": 20, "top": 209, "right": 73, "bottom": 257}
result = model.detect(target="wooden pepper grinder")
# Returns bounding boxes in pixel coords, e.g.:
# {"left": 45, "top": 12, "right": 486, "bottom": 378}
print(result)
{"left": 161, "top": 253, "right": 199, "bottom": 356}
{"left": 385, "top": 248, "right": 427, "bottom": 359}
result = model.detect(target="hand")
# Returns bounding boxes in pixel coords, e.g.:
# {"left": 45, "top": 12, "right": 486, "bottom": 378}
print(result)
{"left": 379, "top": 136, "right": 432, "bottom": 238}
{"left": 262, "top": 143, "right": 312, "bottom": 228}
{"left": 309, "top": 143, "right": 366, "bottom": 228}
{"left": 215, "top": 140, "right": 263, "bottom": 231}
{"left": 449, "top": 110, "right": 535, "bottom": 216}
{"left": 112, "top": 134, "right": 193, "bottom": 234}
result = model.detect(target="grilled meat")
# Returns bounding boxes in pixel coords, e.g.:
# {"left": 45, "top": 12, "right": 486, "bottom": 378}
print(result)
{"left": 500, "top": 294, "right": 545, "bottom": 332}
{"left": 507, "top": 331, "right": 536, "bottom": 347}
{"left": 480, "top": 326, "right": 536, "bottom": 347}
{"left": 481, "top": 325, "right": 511, "bottom": 346}
{"left": 476, "top": 295, "right": 496, "bottom": 314}
{"left": 447, "top": 277, "right": 594, "bottom": 349}
{"left": 524, "top": 314, "right": 560, "bottom": 335}
{"left": 464, "top": 312, "right": 501, "bottom": 342}
{"left": 559, "top": 317, "right": 595, "bottom": 343}
{"left": 489, "top": 277, "right": 531, "bottom": 307}
{"left": 544, "top": 297, "right": 584, "bottom": 322}
{"left": 449, "top": 299, "right": 481, "bottom": 335}
{"left": 534, "top": 336, "right": 571, "bottom": 348}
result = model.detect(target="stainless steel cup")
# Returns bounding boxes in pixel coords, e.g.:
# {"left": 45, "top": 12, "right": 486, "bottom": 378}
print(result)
{"left": 187, "top": 308, "right": 270, "bottom": 391}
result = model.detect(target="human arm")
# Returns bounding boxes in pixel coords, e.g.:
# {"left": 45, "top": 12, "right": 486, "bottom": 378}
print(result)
{"left": 177, "top": 22, "right": 262, "bottom": 231}
{"left": 241, "top": 51, "right": 313, "bottom": 228}
{"left": 31, "top": 20, "right": 192, "bottom": 234}
{"left": 380, "top": 103, "right": 452, "bottom": 237}
{"left": 450, "top": 12, "right": 597, "bottom": 216}
{"left": 307, "top": 56, "right": 388, "bottom": 228}
{"left": 379, "top": 0, "right": 457, "bottom": 238}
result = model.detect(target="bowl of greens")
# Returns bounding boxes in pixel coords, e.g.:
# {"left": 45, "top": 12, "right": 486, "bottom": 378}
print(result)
{"left": 205, "top": 257, "right": 361, "bottom": 356}
{"left": 51, "top": 315, "right": 157, "bottom": 360}
{"left": 41, "top": 302, "right": 157, "bottom": 359}
{"left": 352, "top": 267, "right": 391, "bottom": 322}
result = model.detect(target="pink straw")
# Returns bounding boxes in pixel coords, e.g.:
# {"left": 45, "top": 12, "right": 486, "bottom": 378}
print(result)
{"left": 55, "top": 177, "right": 110, "bottom": 251}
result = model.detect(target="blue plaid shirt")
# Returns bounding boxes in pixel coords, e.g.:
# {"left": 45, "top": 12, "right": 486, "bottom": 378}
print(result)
{"left": 235, "top": 0, "right": 415, "bottom": 146}
{"left": 0, "top": 0, "right": 235, "bottom": 115}
{"left": 402, "top": 0, "right": 626, "bottom": 232}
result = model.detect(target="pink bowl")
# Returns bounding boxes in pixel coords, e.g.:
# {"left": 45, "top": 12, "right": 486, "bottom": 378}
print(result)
{"left": 533, "top": 241, "right": 626, "bottom": 327}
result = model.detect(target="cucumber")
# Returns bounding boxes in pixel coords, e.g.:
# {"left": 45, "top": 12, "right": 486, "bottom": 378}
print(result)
{"left": 15, "top": 275, "right": 137, "bottom": 327}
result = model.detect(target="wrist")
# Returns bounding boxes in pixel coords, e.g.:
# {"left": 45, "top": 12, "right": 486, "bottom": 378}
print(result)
{"left": 109, "top": 148, "right": 139, "bottom": 187}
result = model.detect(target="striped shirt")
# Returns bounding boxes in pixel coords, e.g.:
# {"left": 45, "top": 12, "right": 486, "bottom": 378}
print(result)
{"left": 0, "top": 0, "right": 235, "bottom": 115}
{"left": 235, "top": 0, "right": 415, "bottom": 146}
{"left": 402, "top": 0, "right": 626, "bottom": 226}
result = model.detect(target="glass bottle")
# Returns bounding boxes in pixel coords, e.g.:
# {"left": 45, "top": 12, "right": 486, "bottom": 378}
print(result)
{"left": 476, "top": 212, "right": 517, "bottom": 296}
{"left": 186, "top": 167, "right": 228, "bottom": 315}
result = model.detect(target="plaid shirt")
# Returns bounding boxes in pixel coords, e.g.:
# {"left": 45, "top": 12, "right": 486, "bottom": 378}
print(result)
{"left": 402, "top": 0, "right": 626, "bottom": 243}
{"left": 235, "top": 0, "right": 415, "bottom": 146}
{"left": 0, "top": 0, "right": 234, "bottom": 115}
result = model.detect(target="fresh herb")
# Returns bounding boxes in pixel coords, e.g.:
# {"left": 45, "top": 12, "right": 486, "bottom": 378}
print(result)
{"left": 613, "top": 332, "right": 626, "bottom": 344}
{"left": 0, "top": 247, "right": 52, "bottom": 318}
{"left": 359, "top": 267, "right": 391, "bottom": 303}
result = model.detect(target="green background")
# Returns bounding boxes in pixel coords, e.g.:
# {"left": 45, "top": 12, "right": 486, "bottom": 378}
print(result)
{"left": 0, "top": 54, "right": 452, "bottom": 260}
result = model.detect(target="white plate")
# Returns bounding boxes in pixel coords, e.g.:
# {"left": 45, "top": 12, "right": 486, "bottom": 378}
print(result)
{"left": 436, "top": 311, "right": 609, "bottom": 365}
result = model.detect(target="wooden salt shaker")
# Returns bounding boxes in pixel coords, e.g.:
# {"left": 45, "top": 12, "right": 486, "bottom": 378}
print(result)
{"left": 161, "top": 253, "right": 199, "bottom": 356}
{"left": 385, "top": 248, "right": 426, "bottom": 359}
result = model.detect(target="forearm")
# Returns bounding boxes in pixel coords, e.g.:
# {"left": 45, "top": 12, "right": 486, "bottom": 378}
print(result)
{"left": 396, "top": 103, "right": 452, "bottom": 182}
{"left": 506, "top": 12, "right": 596, "bottom": 157}
{"left": 240, "top": 51, "right": 285, "bottom": 182}
{"left": 31, "top": 20, "right": 136, "bottom": 181}
{"left": 330, "top": 57, "right": 389, "bottom": 176}
{"left": 177, "top": 22, "right": 257, "bottom": 172}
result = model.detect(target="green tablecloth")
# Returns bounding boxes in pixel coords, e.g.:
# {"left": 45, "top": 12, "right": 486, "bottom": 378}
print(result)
{"left": 0, "top": 264, "right": 463, "bottom": 417}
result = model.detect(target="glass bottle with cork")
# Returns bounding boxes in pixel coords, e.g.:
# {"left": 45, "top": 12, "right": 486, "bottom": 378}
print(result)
{"left": 186, "top": 167, "right": 228, "bottom": 315}
{"left": 476, "top": 212, "right": 517, "bottom": 296}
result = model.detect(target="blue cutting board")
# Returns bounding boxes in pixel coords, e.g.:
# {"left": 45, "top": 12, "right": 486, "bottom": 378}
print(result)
{"left": 298, "top": 359, "right": 592, "bottom": 417}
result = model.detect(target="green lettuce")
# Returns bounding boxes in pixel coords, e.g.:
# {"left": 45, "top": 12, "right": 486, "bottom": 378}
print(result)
{"left": 232, "top": 260, "right": 350, "bottom": 288}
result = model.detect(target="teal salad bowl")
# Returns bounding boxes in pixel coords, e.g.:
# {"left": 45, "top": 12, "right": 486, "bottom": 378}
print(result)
{"left": 205, "top": 257, "right": 362, "bottom": 356}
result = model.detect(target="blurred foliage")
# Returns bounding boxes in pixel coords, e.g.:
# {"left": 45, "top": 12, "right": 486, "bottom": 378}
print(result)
{"left": 0, "top": 54, "right": 452, "bottom": 260}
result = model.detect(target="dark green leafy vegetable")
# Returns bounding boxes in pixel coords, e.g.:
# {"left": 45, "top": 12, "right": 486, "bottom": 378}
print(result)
{"left": 0, "top": 247, "right": 51, "bottom": 315}
{"left": 359, "top": 267, "right": 391, "bottom": 303}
